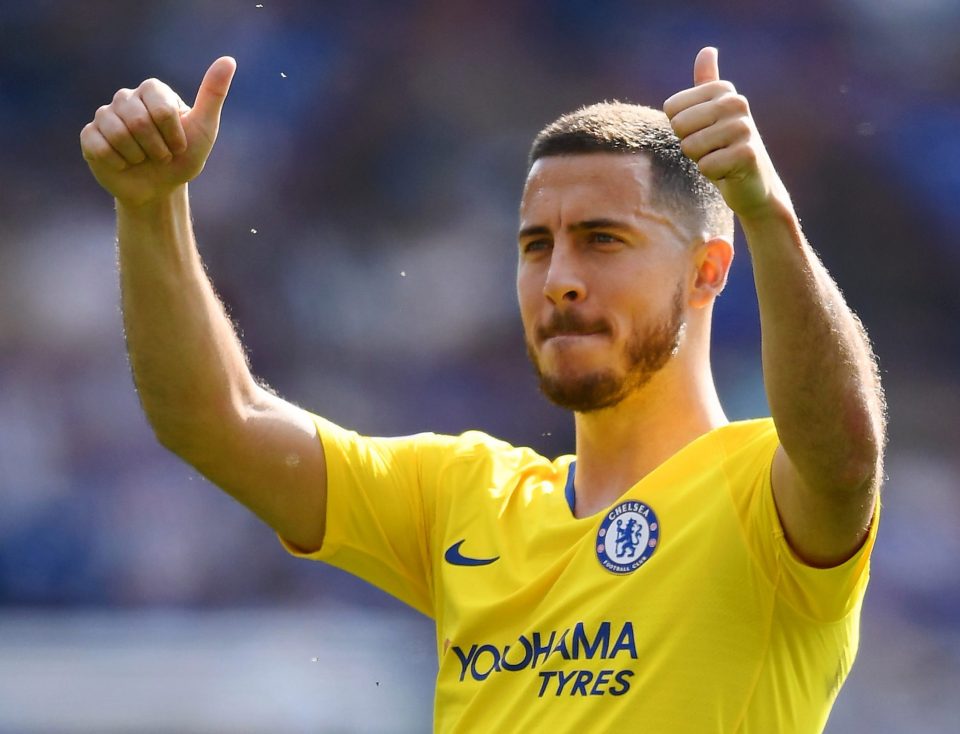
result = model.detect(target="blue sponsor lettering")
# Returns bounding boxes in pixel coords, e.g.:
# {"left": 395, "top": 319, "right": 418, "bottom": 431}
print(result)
{"left": 531, "top": 630, "right": 556, "bottom": 668}
{"left": 450, "top": 621, "right": 637, "bottom": 685}
{"left": 572, "top": 621, "right": 609, "bottom": 658}
{"left": 556, "top": 669, "right": 578, "bottom": 695}
{"left": 590, "top": 669, "right": 613, "bottom": 695}
{"left": 471, "top": 644, "right": 501, "bottom": 680}
{"left": 555, "top": 628, "right": 572, "bottom": 660}
{"left": 537, "top": 670, "right": 558, "bottom": 698}
{"left": 536, "top": 668, "right": 631, "bottom": 696}
{"left": 453, "top": 645, "right": 476, "bottom": 682}
{"left": 610, "top": 622, "right": 637, "bottom": 659}
{"left": 500, "top": 637, "right": 533, "bottom": 672}
{"left": 608, "top": 669, "right": 634, "bottom": 696}
{"left": 570, "top": 670, "right": 592, "bottom": 696}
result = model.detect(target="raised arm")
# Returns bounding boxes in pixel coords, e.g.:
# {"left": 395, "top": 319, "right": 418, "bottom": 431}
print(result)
{"left": 664, "top": 47, "right": 885, "bottom": 567}
{"left": 80, "top": 58, "right": 328, "bottom": 552}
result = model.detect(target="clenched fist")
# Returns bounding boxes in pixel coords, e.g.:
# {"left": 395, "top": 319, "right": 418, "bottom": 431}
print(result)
{"left": 80, "top": 57, "right": 236, "bottom": 208}
{"left": 664, "top": 47, "right": 790, "bottom": 222}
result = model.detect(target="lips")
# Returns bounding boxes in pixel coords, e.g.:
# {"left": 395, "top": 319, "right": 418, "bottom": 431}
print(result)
{"left": 536, "top": 313, "right": 609, "bottom": 343}
{"left": 546, "top": 330, "right": 603, "bottom": 339}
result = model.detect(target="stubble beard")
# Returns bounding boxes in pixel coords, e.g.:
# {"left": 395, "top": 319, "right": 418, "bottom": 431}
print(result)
{"left": 526, "top": 285, "right": 686, "bottom": 414}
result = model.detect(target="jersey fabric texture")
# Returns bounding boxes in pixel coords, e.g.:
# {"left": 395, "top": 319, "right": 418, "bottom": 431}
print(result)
{"left": 280, "top": 415, "right": 878, "bottom": 733}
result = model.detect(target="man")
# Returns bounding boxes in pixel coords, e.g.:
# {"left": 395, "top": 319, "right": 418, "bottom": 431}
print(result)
{"left": 80, "top": 47, "right": 885, "bottom": 732}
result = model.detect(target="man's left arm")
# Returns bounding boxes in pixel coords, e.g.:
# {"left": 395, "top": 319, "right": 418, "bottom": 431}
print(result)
{"left": 665, "top": 47, "right": 886, "bottom": 567}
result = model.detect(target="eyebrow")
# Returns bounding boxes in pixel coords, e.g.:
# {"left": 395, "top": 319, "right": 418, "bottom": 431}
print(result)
{"left": 517, "top": 218, "right": 633, "bottom": 240}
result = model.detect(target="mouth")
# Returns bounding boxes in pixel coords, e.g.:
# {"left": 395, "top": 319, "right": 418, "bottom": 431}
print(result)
{"left": 538, "top": 316, "right": 606, "bottom": 336}
{"left": 542, "top": 331, "right": 606, "bottom": 345}
{"left": 546, "top": 329, "right": 602, "bottom": 337}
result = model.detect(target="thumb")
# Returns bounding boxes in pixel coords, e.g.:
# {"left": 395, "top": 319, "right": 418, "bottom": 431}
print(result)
{"left": 694, "top": 46, "right": 719, "bottom": 86}
{"left": 191, "top": 56, "right": 237, "bottom": 134}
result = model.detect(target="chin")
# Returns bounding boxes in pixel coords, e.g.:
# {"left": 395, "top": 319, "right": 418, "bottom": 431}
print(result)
{"left": 537, "top": 369, "right": 630, "bottom": 414}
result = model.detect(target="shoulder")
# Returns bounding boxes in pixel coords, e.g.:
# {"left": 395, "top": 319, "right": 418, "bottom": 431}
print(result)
{"left": 417, "top": 430, "right": 554, "bottom": 479}
{"left": 713, "top": 417, "right": 778, "bottom": 447}
{"left": 329, "top": 422, "right": 552, "bottom": 477}
{"left": 711, "top": 418, "right": 779, "bottom": 469}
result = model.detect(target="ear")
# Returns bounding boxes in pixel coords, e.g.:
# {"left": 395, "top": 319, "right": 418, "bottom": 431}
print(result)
{"left": 688, "top": 237, "right": 734, "bottom": 308}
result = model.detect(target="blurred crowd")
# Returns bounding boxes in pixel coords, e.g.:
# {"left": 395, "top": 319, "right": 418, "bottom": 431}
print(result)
{"left": 0, "top": 0, "right": 958, "bottom": 712}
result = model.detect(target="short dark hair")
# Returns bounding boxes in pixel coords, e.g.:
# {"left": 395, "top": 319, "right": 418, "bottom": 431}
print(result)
{"left": 528, "top": 101, "right": 733, "bottom": 239}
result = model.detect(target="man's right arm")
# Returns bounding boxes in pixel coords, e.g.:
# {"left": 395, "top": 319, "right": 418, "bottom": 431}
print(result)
{"left": 80, "top": 58, "right": 328, "bottom": 552}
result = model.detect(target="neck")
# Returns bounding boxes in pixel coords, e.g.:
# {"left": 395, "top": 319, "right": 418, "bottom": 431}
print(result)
{"left": 570, "top": 355, "right": 727, "bottom": 518}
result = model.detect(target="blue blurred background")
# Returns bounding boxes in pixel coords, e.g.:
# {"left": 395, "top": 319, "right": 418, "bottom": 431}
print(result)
{"left": 1, "top": 1, "right": 958, "bottom": 731}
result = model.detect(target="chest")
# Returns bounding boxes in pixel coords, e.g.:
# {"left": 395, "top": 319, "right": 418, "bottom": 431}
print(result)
{"left": 433, "top": 468, "right": 773, "bottom": 664}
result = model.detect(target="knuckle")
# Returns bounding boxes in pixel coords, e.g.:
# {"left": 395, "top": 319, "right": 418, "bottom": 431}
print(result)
{"left": 717, "top": 93, "right": 747, "bottom": 115}
{"left": 715, "top": 93, "right": 733, "bottom": 109}
{"left": 126, "top": 112, "right": 154, "bottom": 134}
{"left": 736, "top": 143, "right": 758, "bottom": 164}
{"left": 113, "top": 87, "right": 132, "bottom": 103}
{"left": 80, "top": 125, "right": 98, "bottom": 149}
{"left": 730, "top": 94, "right": 750, "bottom": 113}
{"left": 81, "top": 138, "right": 105, "bottom": 160}
{"left": 700, "top": 164, "right": 720, "bottom": 181}
{"left": 680, "top": 137, "right": 699, "bottom": 160}
{"left": 730, "top": 117, "right": 752, "bottom": 138}
{"left": 80, "top": 136, "right": 96, "bottom": 158}
{"left": 151, "top": 104, "right": 178, "bottom": 124}
{"left": 140, "top": 78, "right": 170, "bottom": 97}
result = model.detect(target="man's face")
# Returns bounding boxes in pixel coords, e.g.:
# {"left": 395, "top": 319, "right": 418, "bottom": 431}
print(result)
{"left": 517, "top": 153, "right": 693, "bottom": 413}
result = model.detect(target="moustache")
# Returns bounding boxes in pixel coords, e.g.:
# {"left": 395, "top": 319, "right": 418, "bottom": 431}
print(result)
{"left": 536, "top": 311, "right": 611, "bottom": 341}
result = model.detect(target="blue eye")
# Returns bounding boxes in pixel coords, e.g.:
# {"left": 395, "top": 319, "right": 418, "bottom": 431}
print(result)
{"left": 590, "top": 232, "right": 619, "bottom": 244}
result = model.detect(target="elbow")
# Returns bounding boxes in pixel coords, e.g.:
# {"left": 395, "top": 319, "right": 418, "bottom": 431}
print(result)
{"left": 138, "top": 378, "right": 260, "bottom": 457}
{"left": 786, "top": 439, "right": 882, "bottom": 498}
{"left": 779, "top": 394, "right": 886, "bottom": 495}
{"left": 833, "top": 450, "right": 881, "bottom": 495}
{"left": 144, "top": 383, "right": 263, "bottom": 464}
{"left": 142, "top": 398, "right": 234, "bottom": 462}
{"left": 824, "top": 413, "right": 886, "bottom": 494}
{"left": 840, "top": 391, "right": 886, "bottom": 491}
{"left": 148, "top": 410, "right": 204, "bottom": 459}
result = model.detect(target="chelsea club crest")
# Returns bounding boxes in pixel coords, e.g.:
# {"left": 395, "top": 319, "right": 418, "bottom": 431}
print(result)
{"left": 596, "top": 500, "right": 660, "bottom": 575}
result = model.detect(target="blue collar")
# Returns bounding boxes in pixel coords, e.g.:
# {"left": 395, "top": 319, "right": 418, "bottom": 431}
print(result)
{"left": 564, "top": 461, "right": 577, "bottom": 514}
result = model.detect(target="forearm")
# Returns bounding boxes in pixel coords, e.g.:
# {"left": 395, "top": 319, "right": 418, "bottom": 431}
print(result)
{"left": 743, "top": 203, "right": 885, "bottom": 491}
{"left": 118, "top": 184, "right": 258, "bottom": 452}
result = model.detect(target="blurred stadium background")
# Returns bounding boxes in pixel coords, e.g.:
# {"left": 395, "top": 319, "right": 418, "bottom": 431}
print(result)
{"left": 1, "top": 1, "right": 958, "bottom": 731}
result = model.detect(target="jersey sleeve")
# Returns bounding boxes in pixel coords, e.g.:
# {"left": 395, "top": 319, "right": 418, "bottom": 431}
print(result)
{"left": 278, "top": 414, "right": 455, "bottom": 618}
{"left": 724, "top": 420, "right": 880, "bottom": 622}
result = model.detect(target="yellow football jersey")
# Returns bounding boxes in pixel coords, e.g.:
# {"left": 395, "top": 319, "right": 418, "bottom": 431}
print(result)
{"left": 281, "top": 415, "right": 878, "bottom": 733}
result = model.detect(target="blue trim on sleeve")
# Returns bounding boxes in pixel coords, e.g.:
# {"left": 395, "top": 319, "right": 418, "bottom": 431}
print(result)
{"left": 565, "top": 461, "right": 577, "bottom": 514}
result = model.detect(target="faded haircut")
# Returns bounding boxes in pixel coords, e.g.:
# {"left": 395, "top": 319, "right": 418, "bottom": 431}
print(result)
{"left": 528, "top": 101, "right": 734, "bottom": 240}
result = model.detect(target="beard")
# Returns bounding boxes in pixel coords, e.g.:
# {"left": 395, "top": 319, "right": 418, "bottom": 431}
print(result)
{"left": 526, "top": 285, "right": 686, "bottom": 414}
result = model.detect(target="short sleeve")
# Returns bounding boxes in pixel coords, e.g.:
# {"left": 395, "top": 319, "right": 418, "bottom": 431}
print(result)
{"left": 278, "top": 414, "right": 444, "bottom": 618}
{"left": 761, "top": 474, "right": 880, "bottom": 622}
{"left": 723, "top": 420, "right": 880, "bottom": 622}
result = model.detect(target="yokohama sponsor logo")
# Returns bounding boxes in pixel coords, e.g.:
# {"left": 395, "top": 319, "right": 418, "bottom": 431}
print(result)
{"left": 450, "top": 621, "right": 638, "bottom": 697}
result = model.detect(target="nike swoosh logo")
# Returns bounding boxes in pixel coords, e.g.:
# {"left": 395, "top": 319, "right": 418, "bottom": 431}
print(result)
{"left": 444, "top": 539, "right": 499, "bottom": 567}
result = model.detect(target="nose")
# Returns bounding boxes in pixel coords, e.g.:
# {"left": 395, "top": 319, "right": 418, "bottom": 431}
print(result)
{"left": 543, "top": 241, "right": 586, "bottom": 305}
